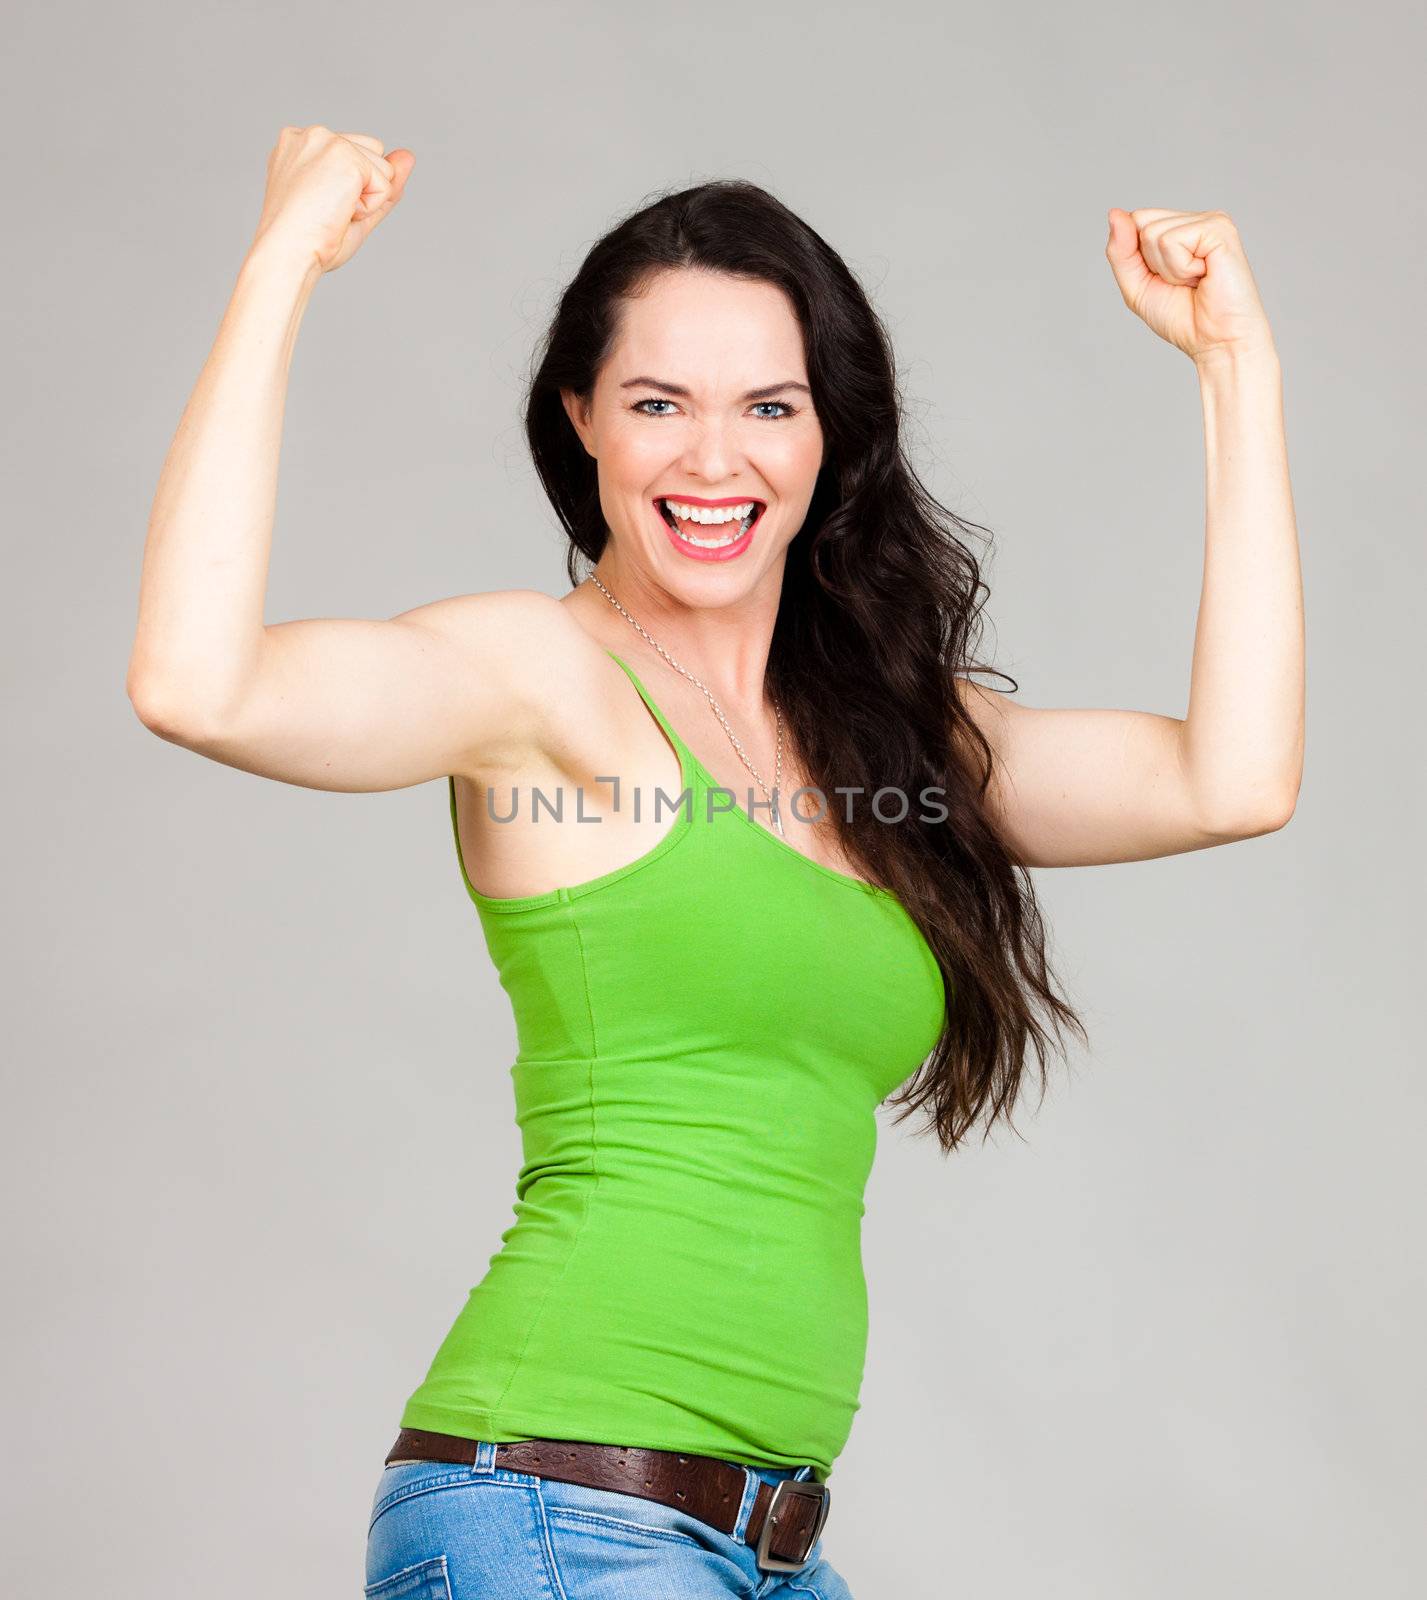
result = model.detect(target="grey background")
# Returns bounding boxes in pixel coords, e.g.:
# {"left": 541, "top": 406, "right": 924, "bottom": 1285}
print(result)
{"left": 4, "top": 1, "right": 1422, "bottom": 1594}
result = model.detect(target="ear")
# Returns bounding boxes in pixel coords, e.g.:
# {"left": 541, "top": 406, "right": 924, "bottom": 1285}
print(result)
{"left": 559, "top": 388, "right": 597, "bottom": 459}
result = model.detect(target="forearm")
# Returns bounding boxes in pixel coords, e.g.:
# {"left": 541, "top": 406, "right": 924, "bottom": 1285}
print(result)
{"left": 1179, "top": 345, "right": 1304, "bottom": 831}
{"left": 127, "top": 240, "right": 322, "bottom": 728}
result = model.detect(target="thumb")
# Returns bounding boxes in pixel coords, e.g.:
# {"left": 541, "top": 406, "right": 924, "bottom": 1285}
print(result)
{"left": 386, "top": 148, "right": 416, "bottom": 197}
{"left": 350, "top": 149, "right": 415, "bottom": 236}
{"left": 1105, "top": 207, "right": 1152, "bottom": 306}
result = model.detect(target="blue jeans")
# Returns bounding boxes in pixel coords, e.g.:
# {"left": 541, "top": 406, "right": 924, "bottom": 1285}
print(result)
{"left": 364, "top": 1441, "right": 855, "bottom": 1598}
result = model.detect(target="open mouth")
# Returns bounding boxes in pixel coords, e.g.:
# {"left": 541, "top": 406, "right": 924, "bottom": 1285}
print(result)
{"left": 655, "top": 497, "right": 766, "bottom": 550}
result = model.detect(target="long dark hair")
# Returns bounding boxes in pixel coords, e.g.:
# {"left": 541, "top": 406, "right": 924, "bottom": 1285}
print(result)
{"left": 523, "top": 179, "right": 1087, "bottom": 1154}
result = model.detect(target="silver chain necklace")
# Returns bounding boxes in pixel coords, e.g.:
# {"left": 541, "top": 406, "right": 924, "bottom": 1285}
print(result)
{"left": 591, "top": 572, "right": 787, "bottom": 838}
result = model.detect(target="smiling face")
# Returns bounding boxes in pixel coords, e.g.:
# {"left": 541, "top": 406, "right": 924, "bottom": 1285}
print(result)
{"left": 560, "top": 268, "right": 825, "bottom": 604}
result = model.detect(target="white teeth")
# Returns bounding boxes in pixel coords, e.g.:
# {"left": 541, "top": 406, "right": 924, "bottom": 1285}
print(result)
{"left": 663, "top": 500, "right": 756, "bottom": 524}
{"left": 658, "top": 498, "right": 761, "bottom": 549}
{"left": 677, "top": 527, "right": 741, "bottom": 548}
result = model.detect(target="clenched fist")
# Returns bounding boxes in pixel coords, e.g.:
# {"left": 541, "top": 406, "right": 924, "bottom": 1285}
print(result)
{"left": 250, "top": 124, "right": 415, "bottom": 277}
{"left": 1106, "top": 208, "right": 1276, "bottom": 368}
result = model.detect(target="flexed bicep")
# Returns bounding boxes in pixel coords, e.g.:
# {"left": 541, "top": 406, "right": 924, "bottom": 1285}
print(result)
{"left": 952, "top": 678, "right": 1285, "bottom": 868}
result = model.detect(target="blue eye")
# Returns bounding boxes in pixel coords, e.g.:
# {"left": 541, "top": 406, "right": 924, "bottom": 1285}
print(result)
{"left": 630, "top": 398, "right": 798, "bottom": 419}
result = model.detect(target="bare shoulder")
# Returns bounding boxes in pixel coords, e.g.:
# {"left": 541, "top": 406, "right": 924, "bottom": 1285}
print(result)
{"left": 394, "top": 586, "right": 579, "bottom": 658}
{"left": 950, "top": 671, "right": 1022, "bottom": 751}
{"left": 402, "top": 586, "right": 614, "bottom": 784}
{"left": 947, "top": 672, "right": 1029, "bottom": 849}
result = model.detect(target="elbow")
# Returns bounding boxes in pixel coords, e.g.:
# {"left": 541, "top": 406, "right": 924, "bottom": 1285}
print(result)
{"left": 1244, "top": 793, "right": 1298, "bottom": 837}
{"left": 1202, "top": 779, "right": 1300, "bottom": 841}
{"left": 127, "top": 657, "right": 171, "bottom": 732}
{"left": 127, "top": 676, "right": 221, "bottom": 743}
{"left": 1259, "top": 767, "right": 1303, "bottom": 834}
{"left": 128, "top": 675, "right": 180, "bottom": 736}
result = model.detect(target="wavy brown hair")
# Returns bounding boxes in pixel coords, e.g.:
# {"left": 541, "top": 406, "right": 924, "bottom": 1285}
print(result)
{"left": 523, "top": 179, "right": 1087, "bottom": 1154}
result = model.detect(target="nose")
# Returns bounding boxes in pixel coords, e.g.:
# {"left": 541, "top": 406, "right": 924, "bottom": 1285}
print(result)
{"left": 679, "top": 417, "right": 739, "bottom": 485}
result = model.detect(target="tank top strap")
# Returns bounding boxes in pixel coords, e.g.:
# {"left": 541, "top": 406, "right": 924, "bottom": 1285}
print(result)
{"left": 604, "top": 650, "right": 707, "bottom": 788}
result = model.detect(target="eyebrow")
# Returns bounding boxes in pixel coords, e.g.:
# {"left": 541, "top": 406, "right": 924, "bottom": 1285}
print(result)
{"left": 619, "top": 375, "right": 812, "bottom": 402}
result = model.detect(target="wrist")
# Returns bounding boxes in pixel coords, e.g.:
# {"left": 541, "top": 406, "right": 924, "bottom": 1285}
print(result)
{"left": 240, "top": 232, "right": 323, "bottom": 296}
{"left": 1193, "top": 337, "right": 1280, "bottom": 381}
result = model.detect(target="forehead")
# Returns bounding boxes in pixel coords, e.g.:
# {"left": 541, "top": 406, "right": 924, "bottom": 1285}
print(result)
{"left": 602, "top": 268, "right": 807, "bottom": 389}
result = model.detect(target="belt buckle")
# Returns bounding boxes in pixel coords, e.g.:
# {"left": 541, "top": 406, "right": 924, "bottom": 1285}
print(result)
{"left": 754, "top": 1478, "right": 832, "bottom": 1574}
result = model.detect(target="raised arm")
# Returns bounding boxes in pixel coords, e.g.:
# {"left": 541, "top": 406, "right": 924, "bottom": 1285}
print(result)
{"left": 126, "top": 126, "right": 571, "bottom": 793}
{"left": 958, "top": 208, "right": 1304, "bottom": 869}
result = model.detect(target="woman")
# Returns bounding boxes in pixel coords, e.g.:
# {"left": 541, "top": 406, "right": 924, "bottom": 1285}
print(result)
{"left": 127, "top": 127, "right": 1303, "bottom": 1598}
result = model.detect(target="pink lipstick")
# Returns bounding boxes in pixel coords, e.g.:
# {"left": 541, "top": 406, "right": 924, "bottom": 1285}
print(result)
{"left": 653, "top": 494, "right": 766, "bottom": 563}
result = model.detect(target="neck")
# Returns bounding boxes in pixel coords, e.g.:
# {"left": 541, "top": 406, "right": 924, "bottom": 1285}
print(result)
{"left": 583, "top": 559, "right": 782, "bottom": 712}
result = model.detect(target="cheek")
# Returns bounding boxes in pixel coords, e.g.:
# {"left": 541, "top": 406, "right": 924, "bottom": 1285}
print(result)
{"left": 603, "top": 427, "right": 674, "bottom": 488}
{"left": 768, "top": 430, "right": 825, "bottom": 497}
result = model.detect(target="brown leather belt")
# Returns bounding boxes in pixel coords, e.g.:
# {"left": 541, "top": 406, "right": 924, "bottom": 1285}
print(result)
{"left": 384, "top": 1427, "right": 831, "bottom": 1574}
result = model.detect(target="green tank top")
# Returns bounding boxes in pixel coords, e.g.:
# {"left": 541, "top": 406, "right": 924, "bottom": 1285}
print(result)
{"left": 399, "top": 649, "right": 946, "bottom": 1477}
